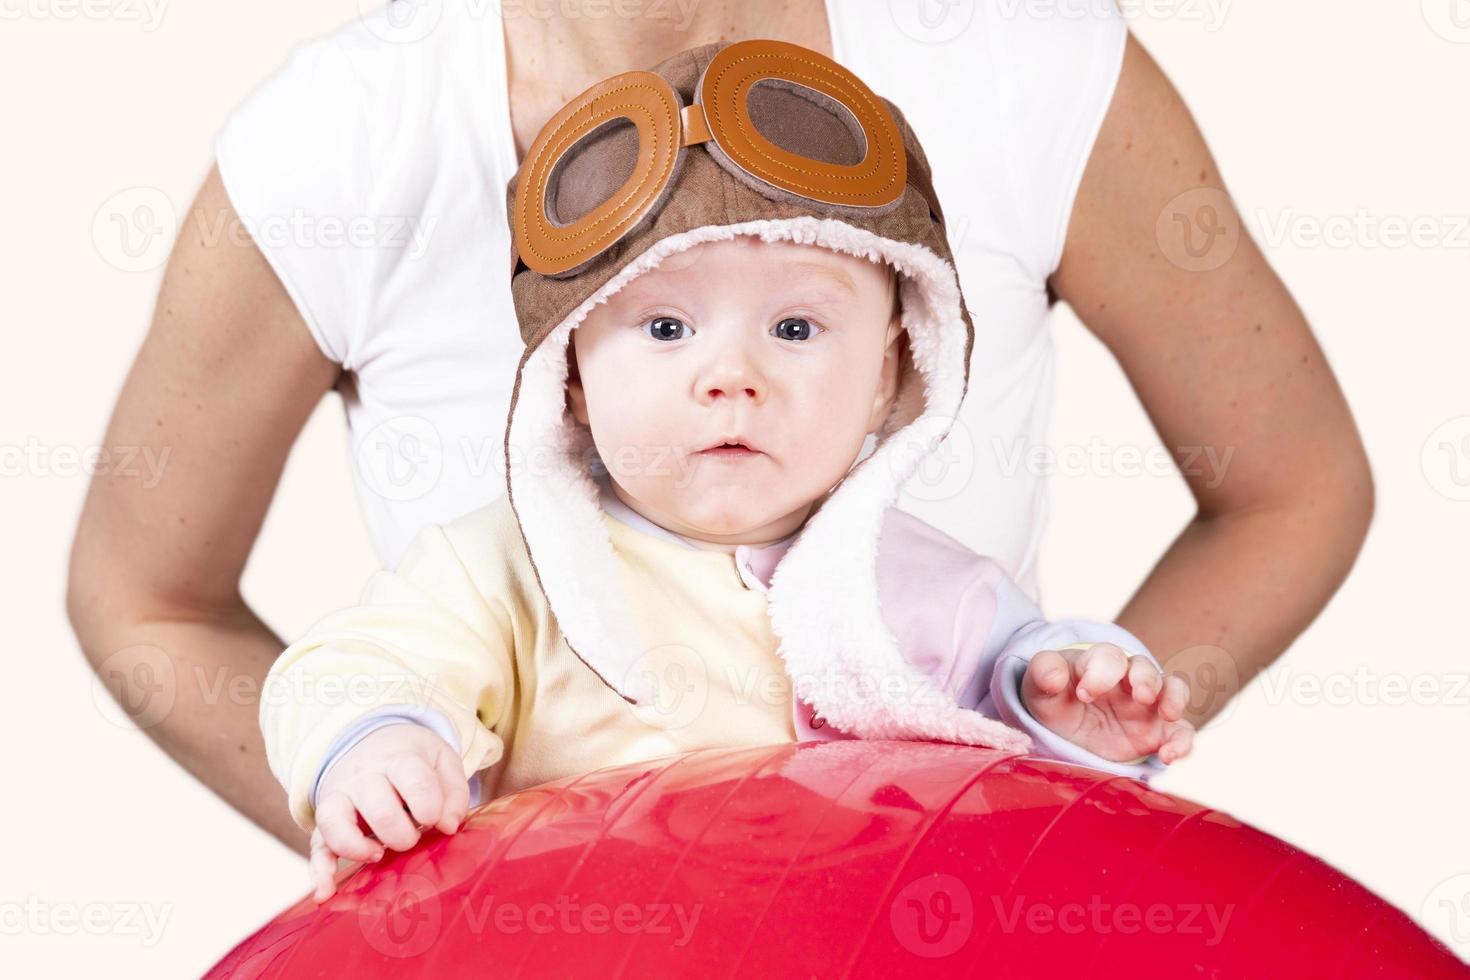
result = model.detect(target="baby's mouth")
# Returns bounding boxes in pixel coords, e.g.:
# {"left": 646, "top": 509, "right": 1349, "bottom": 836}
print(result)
{"left": 696, "top": 439, "right": 763, "bottom": 459}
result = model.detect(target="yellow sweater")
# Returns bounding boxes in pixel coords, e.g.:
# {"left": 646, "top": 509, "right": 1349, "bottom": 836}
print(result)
{"left": 261, "top": 493, "right": 798, "bottom": 833}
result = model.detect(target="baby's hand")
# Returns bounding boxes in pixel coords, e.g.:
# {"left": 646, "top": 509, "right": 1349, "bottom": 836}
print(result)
{"left": 308, "top": 724, "right": 470, "bottom": 903}
{"left": 1021, "top": 643, "right": 1195, "bottom": 766}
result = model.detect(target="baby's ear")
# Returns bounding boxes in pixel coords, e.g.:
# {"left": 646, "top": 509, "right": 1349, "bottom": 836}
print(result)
{"left": 565, "top": 340, "right": 590, "bottom": 427}
{"left": 868, "top": 320, "right": 907, "bottom": 434}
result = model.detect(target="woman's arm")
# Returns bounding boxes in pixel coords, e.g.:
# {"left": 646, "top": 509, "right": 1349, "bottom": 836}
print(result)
{"left": 1049, "top": 33, "right": 1375, "bottom": 727}
{"left": 66, "top": 162, "right": 339, "bottom": 857}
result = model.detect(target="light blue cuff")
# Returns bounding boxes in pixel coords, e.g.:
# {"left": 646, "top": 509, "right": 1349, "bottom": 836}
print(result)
{"left": 310, "top": 705, "right": 483, "bottom": 809}
{"left": 990, "top": 652, "right": 1167, "bottom": 781}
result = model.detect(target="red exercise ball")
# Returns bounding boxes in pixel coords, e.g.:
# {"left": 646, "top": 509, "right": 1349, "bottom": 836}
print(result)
{"left": 209, "top": 740, "right": 1467, "bottom": 979}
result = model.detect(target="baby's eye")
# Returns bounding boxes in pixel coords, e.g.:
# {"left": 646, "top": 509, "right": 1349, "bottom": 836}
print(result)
{"left": 642, "top": 315, "right": 692, "bottom": 343}
{"left": 773, "top": 316, "right": 823, "bottom": 342}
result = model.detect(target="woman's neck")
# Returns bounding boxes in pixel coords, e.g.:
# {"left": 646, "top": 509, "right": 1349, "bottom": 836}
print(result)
{"left": 502, "top": 0, "right": 832, "bottom": 160}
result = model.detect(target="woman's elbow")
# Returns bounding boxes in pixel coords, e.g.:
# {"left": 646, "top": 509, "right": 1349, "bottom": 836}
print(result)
{"left": 1334, "top": 443, "right": 1376, "bottom": 546}
{"left": 65, "top": 517, "right": 166, "bottom": 666}
{"left": 65, "top": 528, "right": 124, "bottom": 665}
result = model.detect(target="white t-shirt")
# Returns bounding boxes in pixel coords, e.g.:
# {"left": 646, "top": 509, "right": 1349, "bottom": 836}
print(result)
{"left": 214, "top": 0, "right": 1127, "bottom": 603}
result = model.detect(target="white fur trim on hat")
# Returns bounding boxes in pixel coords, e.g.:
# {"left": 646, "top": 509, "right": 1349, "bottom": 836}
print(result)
{"left": 505, "top": 215, "right": 1030, "bottom": 752}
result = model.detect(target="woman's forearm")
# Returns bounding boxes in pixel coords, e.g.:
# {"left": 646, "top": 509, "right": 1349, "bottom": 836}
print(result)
{"left": 1113, "top": 492, "right": 1373, "bottom": 728}
{"left": 72, "top": 602, "right": 310, "bottom": 858}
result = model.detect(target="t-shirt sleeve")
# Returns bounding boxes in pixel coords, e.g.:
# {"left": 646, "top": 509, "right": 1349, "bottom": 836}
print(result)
{"left": 987, "top": 0, "right": 1129, "bottom": 280}
{"left": 213, "top": 30, "right": 375, "bottom": 368}
{"left": 260, "top": 522, "right": 515, "bottom": 834}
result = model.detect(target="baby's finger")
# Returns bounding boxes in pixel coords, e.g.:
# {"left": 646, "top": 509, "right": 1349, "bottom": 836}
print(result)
{"left": 1074, "top": 643, "right": 1129, "bottom": 703}
{"left": 309, "top": 828, "right": 342, "bottom": 903}
{"left": 353, "top": 774, "right": 422, "bottom": 852}
{"left": 1159, "top": 673, "right": 1191, "bottom": 722}
{"left": 1158, "top": 720, "right": 1195, "bottom": 764}
{"left": 1126, "top": 656, "right": 1163, "bottom": 705}
{"left": 1025, "top": 649, "right": 1072, "bottom": 698}
{"left": 431, "top": 748, "right": 471, "bottom": 835}
{"left": 316, "top": 791, "right": 384, "bottom": 865}
{"left": 386, "top": 755, "right": 448, "bottom": 834}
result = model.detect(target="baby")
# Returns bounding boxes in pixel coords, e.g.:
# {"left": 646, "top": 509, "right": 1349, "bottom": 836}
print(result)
{"left": 261, "top": 39, "right": 1194, "bottom": 902}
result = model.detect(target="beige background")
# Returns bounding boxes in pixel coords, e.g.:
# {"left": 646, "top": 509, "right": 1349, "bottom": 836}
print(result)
{"left": 4, "top": 0, "right": 1468, "bottom": 974}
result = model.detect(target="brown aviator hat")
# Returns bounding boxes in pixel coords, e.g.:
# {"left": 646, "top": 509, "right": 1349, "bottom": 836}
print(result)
{"left": 499, "top": 38, "right": 1030, "bottom": 752}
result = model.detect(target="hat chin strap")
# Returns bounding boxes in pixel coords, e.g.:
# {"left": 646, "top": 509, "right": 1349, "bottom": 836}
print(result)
{"left": 505, "top": 216, "right": 1032, "bottom": 752}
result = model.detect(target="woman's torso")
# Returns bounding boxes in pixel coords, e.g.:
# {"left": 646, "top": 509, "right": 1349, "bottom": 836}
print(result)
{"left": 214, "top": 0, "right": 1130, "bottom": 603}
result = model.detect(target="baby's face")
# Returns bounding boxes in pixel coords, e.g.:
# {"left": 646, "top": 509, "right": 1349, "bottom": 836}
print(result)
{"left": 567, "top": 236, "right": 904, "bottom": 547}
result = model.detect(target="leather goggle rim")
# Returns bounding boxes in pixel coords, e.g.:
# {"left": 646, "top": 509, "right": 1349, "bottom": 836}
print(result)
{"left": 512, "top": 70, "right": 684, "bottom": 279}
{"left": 695, "top": 39, "right": 906, "bottom": 210}
{"left": 511, "top": 39, "right": 918, "bottom": 278}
